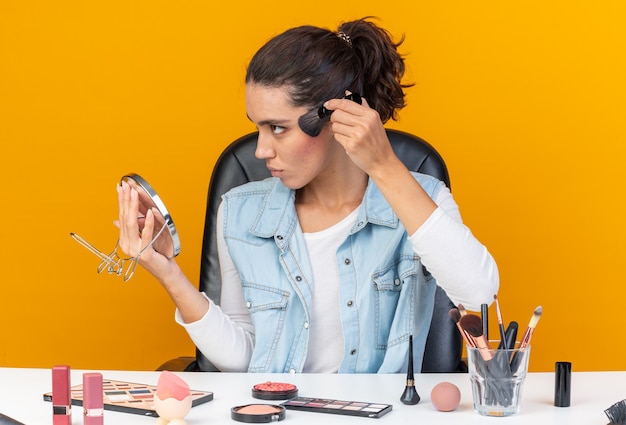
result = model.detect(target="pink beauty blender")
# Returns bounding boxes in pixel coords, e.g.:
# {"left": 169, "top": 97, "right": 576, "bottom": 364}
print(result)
{"left": 430, "top": 381, "right": 461, "bottom": 412}
{"left": 156, "top": 370, "right": 190, "bottom": 401}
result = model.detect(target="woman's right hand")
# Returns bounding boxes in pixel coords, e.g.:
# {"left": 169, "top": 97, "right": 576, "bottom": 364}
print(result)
{"left": 116, "top": 180, "right": 210, "bottom": 322}
{"left": 116, "top": 180, "right": 180, "bottom": 282}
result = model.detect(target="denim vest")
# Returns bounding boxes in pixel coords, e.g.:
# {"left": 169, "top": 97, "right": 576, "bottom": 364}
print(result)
{"left": 221, "top": 172, "right": 444, "bottom": 373}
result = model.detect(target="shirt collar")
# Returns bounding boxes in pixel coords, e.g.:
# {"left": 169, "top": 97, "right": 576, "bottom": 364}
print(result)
{"left": 250, "top": 178, "right": 399, "bottom": 238}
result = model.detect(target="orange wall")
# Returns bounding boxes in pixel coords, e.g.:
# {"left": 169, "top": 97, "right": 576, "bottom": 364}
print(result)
{"left": 1, "top": 1, "right": 625, "bottom": 372}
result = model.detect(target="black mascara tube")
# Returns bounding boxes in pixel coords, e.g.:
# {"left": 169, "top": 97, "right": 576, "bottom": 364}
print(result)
{"left": 554, "top": 361, "right": 571, "bottom": 407}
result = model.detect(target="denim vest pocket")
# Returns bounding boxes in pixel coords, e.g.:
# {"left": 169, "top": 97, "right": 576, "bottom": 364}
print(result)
{"left": 372, "top": 256, "right": 422, "bottom": 350}
{"left": 241, "top": 283, "right": 290, "bottom": 371}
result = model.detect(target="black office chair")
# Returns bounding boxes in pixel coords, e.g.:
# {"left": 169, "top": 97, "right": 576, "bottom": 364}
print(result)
{"left": 159, "top": 129, "right": 464, "bottom": 373}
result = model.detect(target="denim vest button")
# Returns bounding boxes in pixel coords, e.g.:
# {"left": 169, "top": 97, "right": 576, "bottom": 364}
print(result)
{"left": 304, "top": 322, "right": 309, "bottom": 329}
{"left": 344, "top": 258, "right": 351, "bottom": 265}
{"left": 394, "top": 278, "right": 401, "bottom": 286}
{"left": 295, "top": 276, "right": 302, "bottom": 282}
{"left": 350, "top": 349, "right": 357, "bottom": 355}
{"left": 276, "top": 235, "right": 283, "bottom": 240}
{"left": 289, "top": 368, "right": 296, "bottom": 374}
{"left": 246, "top": 301, "right": 252, "bottom": 309}
{"left": 347, "top": 300, "right": 353, "bottom": 307}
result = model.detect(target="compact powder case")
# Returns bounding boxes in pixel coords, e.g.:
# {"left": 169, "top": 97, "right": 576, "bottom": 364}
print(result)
{"left": 251, "top": 382, "right": 298, "bottom": 401}
{"left": 231, "top": 404, "right": 286, "bottom": 423}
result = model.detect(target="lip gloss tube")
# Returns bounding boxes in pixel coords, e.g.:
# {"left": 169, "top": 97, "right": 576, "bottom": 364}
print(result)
{"left": 83, "top": 373, "right": 104, "bottom": 425}
{"left": 52, "top": 365, "right": 71, "bottom": 425}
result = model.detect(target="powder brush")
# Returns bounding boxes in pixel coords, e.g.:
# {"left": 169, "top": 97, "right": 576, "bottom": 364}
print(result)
{"left": 459, "top": 313, "right": 493, "bottom": 361}
{"left": 449, "top": 308, "right": 476, "bottom": 348}
{"left": 297, "top": 92, "right": 362, "bottom": 137}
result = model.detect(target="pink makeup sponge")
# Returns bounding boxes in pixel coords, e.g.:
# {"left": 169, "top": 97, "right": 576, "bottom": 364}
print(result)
{"left": 156, "top": 370, "right": 190, "bottom": 401}
{"left": 430, "top": 381, "right": 461, "bottom": 412}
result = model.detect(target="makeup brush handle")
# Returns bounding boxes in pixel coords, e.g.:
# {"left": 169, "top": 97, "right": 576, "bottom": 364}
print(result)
{"left": 498, "top": 323, "right": 507, "bottom": 349}
{"left": 455, "top": 323, "right": 477, "bottom": 348}
{"left": 500, "top": 321, "right": 518, "bottom": 350}
{"left": 519, "top": 327, "right": 534, "bottom": 349}
{"left": 481, "top": 304, "right": 489, "bottom": 340}
{"left": 472, "top": 335, "right": 494, "bottom": 361}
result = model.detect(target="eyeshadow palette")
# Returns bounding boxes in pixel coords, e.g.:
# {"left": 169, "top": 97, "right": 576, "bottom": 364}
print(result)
{"left": 282, "top": 397, "right": 392, "bottom": 418}
{"left": 43, "top": 379, "right": 213, "bottom": 417}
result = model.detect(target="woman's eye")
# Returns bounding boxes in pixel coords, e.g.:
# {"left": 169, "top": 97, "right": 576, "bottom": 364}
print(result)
{"left": 270, "top": 125, "right": 286, "bottom": 135}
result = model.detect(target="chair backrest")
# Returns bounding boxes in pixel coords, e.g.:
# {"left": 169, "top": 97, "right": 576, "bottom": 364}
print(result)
{"left": 196, "top": 129, "right": 463, "bottom": 373}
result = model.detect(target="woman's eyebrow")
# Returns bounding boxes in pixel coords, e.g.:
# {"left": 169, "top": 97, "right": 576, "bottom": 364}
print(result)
{"left": 246, "top": 114, "right": 292, "bottom": 127}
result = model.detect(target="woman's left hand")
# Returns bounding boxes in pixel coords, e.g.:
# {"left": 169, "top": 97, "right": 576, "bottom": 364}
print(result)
{"left": 324, "top": 96, "right": 397, "bottom": 176}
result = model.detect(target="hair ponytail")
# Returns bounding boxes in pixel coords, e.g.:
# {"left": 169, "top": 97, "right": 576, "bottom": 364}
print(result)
{"left": 246, "top": 17, "right": 412, "bottom": 123}
{"left": 338, "top": 18, "right": 412, "bottom": 122}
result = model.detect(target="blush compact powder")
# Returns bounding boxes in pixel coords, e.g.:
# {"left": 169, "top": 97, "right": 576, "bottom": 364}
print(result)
{"left": 252, "top": 381, "right": 298, "bottom": 400}
{"left": 231, "top": 404, "right": 286, "bottom": 423}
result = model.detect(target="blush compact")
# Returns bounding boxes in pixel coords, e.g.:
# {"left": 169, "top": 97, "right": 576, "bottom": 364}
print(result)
{"left": 231, "top": 404, "right": 286, "bottom": 423}
{"left": 251, "top": 381, "right": 298, "bottom": 400}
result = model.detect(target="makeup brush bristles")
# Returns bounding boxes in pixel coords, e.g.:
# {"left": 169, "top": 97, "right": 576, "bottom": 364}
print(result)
{"left": 297, "top": 92, "right": 362, "bottom": 137}
{"left": 449, "top": 308, "right": 476, "bottom": 348}
{"left": 459, "top": 313, "right": 492, "bottom": 360}
{"left": 448, "top": 307, "right": 461, "bottom": 324}
{"left": 298, "top": 107, "right": 331, "bottom": 137}
{"left": 518, "top": 306, "right": 542, "bottom": 349}
{"left": 459, "top": 313, "right": 485, "bottom": 339}
{"left": 528, "top": 306, "right": 543, "bottom": 328}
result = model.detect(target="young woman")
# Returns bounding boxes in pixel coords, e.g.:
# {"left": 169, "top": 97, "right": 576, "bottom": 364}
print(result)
{"left": 117, "top": 18, "right": 499, "bottom": 373}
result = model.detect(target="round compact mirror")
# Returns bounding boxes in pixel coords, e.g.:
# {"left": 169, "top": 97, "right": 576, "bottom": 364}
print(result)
{"left": 71, "top": 173, "right": 180, "bottom": 281}
{"left": 121, "top": 173, "right": 181, "bottom": 259}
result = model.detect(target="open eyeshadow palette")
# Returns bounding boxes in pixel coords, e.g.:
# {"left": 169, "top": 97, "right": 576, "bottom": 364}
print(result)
{"left": 282, "top": 397, "right": 392, "bottom": 418}
{"left": 43, "top": 379, "right": 213, "bottom": 417}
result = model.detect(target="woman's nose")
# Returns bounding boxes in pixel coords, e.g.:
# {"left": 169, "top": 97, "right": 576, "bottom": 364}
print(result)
{"left": 255, "top": 133, "right": 275, "bottom": 159}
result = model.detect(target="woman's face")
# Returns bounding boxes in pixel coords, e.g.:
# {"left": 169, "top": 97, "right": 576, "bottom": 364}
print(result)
{"left": 246, "top": 83, "right": 337, "bottom": 189}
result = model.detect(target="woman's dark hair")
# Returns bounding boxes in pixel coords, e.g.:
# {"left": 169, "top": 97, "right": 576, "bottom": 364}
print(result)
{"left": 245, "top": 17, "right": 412, "bottom": 123}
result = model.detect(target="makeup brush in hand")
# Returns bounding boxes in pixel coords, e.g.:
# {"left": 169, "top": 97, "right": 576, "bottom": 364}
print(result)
{"left": 298, "top": 92, "right": 362, "bottom": 137}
